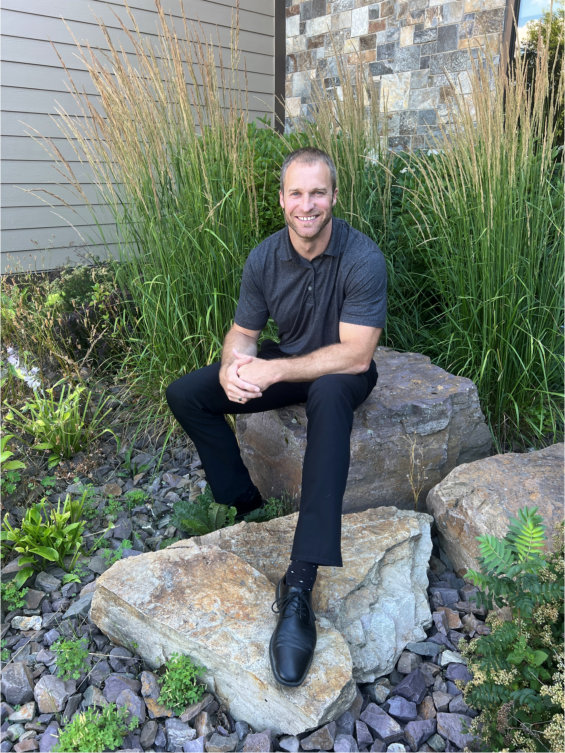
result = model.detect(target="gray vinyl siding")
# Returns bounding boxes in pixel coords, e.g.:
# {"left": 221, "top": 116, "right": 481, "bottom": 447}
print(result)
{"left": 1, "top": 0, "right": 276, "bottom": 273}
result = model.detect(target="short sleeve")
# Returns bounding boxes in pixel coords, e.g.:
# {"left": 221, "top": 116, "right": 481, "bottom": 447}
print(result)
{"left": 234, "top": 251, "right": 270, "bottom": 331}
{"left": 339, "top": 249, "right": 387, "bottom": 328}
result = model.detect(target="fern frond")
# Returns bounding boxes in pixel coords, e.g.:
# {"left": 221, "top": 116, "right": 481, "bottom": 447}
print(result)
{"left": 507, "top": 507, "right": 546, "bottom": 565}
{"left": 478, "top": 534, "right": 514, "bottom": 575}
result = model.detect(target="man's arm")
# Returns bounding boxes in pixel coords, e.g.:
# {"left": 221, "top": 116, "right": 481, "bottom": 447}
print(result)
{"left": 236, "top": 322, "right": 382, "bottom": 393}
{"left": 219, "top": 323, "right": 263, "bottom": 403}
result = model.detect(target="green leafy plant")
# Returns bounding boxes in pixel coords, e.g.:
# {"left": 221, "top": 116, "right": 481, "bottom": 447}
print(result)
{"left": 4, "top": 380, "right": 115, "bottom": 467}
{"left": 0, "top": 433, "right": 26, "bottom": 495}
{"left": 0, "top": 581, "right": 28, "bottom": 612}
{"left": 462, "top": 509, "right": 564, "bottom": 751}
{"left": 244, "top": 495, "right": 294, "bottom": 523}
{"left": 99, "top": 539, "right": 132, "bottom": 566}
{"left": 52, "top": 636, "right": 90, "bottom": 680}
{"left": 158, "top": 653, "right": 206, "bottom": 714}
{"left": 1, "top": 494, "right": 86, "bottom": 588}
{"left": 54, "top": 703, "right": 138, "bottom": 752}
{"left": 1, "top": 639, "right": 10, "bottom": 663}
{"left": 122, "top": 489, "right": 148, "bottom": 509}
{"left": 172, "top": 488, "right": 236, "bottom": 536}
{"left": 61, "top": 562, "right": 89, "bottom": 585}
{"left": 40, "top": 475, "right": 58, "bottom": 490}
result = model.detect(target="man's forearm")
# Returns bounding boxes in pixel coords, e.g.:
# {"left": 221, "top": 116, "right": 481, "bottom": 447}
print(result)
{"left": 221, "top": 326, "right": 258, "bottom": 369}
{"left": 272, "top": 341, "right": 373, "bottom": 382}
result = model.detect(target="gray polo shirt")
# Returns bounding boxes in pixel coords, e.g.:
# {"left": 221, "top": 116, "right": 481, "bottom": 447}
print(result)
{"left": 234, "top": 217, "right": 387, "bottom": 356}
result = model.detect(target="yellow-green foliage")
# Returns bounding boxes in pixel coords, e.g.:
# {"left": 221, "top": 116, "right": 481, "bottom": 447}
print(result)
{"left": 462, "top": 512, "right": 564, "bottom": 751}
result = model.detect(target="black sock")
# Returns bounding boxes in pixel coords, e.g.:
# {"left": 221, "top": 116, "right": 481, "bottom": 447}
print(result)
{"left": 285, "top": 560, "right": 318, "bottom": 591}
{"left": 234, "top": 486, "right": 263, "bottom": 515}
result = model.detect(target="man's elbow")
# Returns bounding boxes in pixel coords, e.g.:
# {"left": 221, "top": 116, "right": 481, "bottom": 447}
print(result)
{"left": 351, "top": 355, "right": 374, "bottom": 374}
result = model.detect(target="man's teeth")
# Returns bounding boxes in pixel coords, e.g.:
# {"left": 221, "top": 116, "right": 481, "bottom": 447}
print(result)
{"left": 297, "top": 216, "right": 316, "bottom": 220}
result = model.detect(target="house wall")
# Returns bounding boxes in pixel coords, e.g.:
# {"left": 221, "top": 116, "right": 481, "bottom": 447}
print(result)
{"left": 285, "top": 0, "right": 509, "bottom": 150}
{"left": 1, "top": 0, "right": 277, "bottom": 273}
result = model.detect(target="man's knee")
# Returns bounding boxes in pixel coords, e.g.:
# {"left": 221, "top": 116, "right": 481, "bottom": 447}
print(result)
{"left": 306, "top": 374, "right": 353, "bottom": 411}
{"left": 165, "top": 375, "right": 190, "bottom": 415}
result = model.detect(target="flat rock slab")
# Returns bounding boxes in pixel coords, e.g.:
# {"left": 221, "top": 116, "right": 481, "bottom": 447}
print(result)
{"left": 90, "top": 544, "right": 355, "bottom": 736}
{"left": 178, "top": 507, "right": 433, "bottom": 682}
{"left": 236, "top": 348, "right": 491, "bottom": 511}
{"left": 426, "top": 443, "right": 564, "bottom": 575}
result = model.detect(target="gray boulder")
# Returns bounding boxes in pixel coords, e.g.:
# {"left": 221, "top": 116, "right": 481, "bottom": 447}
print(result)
{"left": 426, "top": 443, "right": 564, "bottom": 575}
{"left": 236, "top": 348, "right": 491, "bottom": 511}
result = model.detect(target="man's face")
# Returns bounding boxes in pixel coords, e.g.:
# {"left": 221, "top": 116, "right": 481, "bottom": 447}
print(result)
{"left": 279, "top": 160, "right": 338, "bottom": 245}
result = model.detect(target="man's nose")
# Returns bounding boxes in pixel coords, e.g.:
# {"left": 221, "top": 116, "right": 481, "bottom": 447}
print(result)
{"left": 300, "top": 194, "right": 315, "bottom": 211}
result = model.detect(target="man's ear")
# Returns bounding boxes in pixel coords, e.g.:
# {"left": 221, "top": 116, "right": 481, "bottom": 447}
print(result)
{"left": 332, "top": 188, "right": 338, "bottom": 207}
{"left": 279, "top": 190, "right": 285, "bottom": 210}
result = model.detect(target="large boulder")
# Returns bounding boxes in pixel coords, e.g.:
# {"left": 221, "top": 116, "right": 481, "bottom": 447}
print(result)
{"left": 236, "top": 348, "right": 491, "bottom": 511}
{"left": 196, "top": 507, "right": 433, "bottom": 683}
{"left": 90, "top": 508, "right": 432, "bottom": 733}
{"left": 90, "top": 544, "right": 355, "bottom": 736}
{"left": 426, "top": 443, "right": 564, "bottom": 576}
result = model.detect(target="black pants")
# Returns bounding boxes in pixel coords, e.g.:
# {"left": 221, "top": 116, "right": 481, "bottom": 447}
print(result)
{"left": 165, "top": 342, "right": 377, "bottom": 567}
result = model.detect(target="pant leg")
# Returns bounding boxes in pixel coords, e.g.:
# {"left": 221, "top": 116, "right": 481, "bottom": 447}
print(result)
{"left": 291, "top": 361, "right": 378, "bottom": 567}
{"left": 165, "top": 362, "right": 310, "bottom": 505}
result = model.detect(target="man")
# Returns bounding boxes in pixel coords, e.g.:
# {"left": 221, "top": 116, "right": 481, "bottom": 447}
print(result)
{"left": 166, "top": 147, "right": 387, "bottom": 687}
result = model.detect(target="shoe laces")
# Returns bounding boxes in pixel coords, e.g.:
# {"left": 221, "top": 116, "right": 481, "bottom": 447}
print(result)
{"left": 272, "top": 588, "right": 315, "bottom": 622}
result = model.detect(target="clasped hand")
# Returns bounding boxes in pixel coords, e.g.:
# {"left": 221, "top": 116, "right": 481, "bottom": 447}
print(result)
{"left": 220, "top": 349, "right": 278, "bottom": 404}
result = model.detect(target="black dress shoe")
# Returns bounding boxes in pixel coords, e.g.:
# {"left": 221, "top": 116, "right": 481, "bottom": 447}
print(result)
{"left": 269, "top": 577, "right": 317, "bottom": 687}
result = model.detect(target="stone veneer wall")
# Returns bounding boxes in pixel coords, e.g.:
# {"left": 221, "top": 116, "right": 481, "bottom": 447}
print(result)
{"left": 285, "top": 0, "right": 508, "bottom": 150}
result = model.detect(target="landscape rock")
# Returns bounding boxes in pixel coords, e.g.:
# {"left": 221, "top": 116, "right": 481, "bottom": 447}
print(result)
{"left": 242, "top": 731, "right": 272, "bottom": 752}
{"left": 190, "top": 507, "right": 433, "bottom": 681}
{"left": 300, "top": 722, "right": 336, "bottom": 751}
{"left": 426, "top": 443, "right": 564, "bottom": 574}
{"left": 236, "top": 348, "right": 491, "bottom": 510}
{"left": 165, "top": 718, "right": 196, "bottom": 751}
{"left": 33, "top": 676, "right": 69, "bottom": 714}
{"left": 436, "top": 712, "right": 478, "bottom": 749}
{"left": 205, "top": 732, "right": 238, "bottom": 752}
{"left": 359, "top": 704, "right": 403, "bottom": 744}
{"left": 390, "top": 669, "right": 428, "bottom": 704}
{"left": 1, "top": 663, "right": 34, "bottom": 706}
{"left": 404, "top": 719, "right": 436, "bottom": 750}
{"left": 90, "top": 543, "right": 356, "bottom": 735}
{"left": 38, "top": 722, "right": 59, "bottom": 753}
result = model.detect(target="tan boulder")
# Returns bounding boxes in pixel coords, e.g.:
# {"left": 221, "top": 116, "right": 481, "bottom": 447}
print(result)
{"left": 426, "top": 443, "right": 564, "bottom": 576}
{"left": 90, "top": 508, "right": 433, "bottom": 732}
{"left": 236, "top": 348, "right": 491, "bottom": 511}
{"left": 90, "top": 544, "right": 355, "bottom": 735}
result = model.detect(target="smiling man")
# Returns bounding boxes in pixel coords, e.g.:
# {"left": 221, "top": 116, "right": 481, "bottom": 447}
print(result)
{"left": 166, "top": 147, "right": 387, "bottom": 687}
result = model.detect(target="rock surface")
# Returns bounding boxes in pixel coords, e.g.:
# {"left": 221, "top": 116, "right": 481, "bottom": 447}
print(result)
{"left": 90, "top": 542, "right": 356, "bottom": 735}
{"left": 426, "top": 443, "right": 564, "bottom": 575}
{"left": 194, "top": 507, "right": 433, "bottom": 682}
{"left": 236, "top": 348, "right": 491, "bottom": 512}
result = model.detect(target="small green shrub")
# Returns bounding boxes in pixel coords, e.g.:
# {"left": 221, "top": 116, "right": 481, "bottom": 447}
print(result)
{"left": 244, "top": 495, "right": 294, "bottom": 523}
{"left": 4, "top": 380, "right": 115, "bottom": 467}
{"left": 0, "top": 581, "right": 28, "bottom": 611}
{"left": 172, "top": 488, "right": 236, "bottom": 536}
{"left": 99, "top": 539, "right": 132, "bottom": 566}
{"left": 54, "top": 703, "right": 138, "bottom": 752}
{"left": 1, "top": 494, "right": 86, "bottom": 588}
{"left": 158, "top": 653, "right": 206, "bottom": 714}
{"left": 52, "top": 636, "right": 90, "bottom": 680}
{"left": 0, "top": 433, "right": 26, "bottom": 496}
{"left": 123, "top": 488, "right": 148, "bottom": 509}
{"left": 1, "top": 639, "right": 10, "bottom": 663}
{"left": 462, "top": 508, "right": 564, "bottom": 751}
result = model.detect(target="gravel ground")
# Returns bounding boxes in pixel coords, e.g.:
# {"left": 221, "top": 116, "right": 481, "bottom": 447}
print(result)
{"left": 1, "top": 435, "right": 487, "bottom": 753}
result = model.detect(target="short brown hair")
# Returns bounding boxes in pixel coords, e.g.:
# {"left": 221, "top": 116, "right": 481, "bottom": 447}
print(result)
{"left": 280, "top": 148, "right": 337, "bottom": 194}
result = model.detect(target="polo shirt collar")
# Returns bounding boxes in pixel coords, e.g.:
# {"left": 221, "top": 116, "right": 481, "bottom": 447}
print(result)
{"left": 280, "top": 218, "right": 343, "bottom": 262}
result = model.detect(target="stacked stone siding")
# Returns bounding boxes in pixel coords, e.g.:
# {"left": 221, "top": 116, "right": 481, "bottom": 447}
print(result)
{"left": 285, "top": 0, "right": 508, "bottom": 150}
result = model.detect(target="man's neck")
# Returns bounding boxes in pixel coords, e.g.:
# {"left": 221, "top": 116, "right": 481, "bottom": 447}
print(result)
{"left": 288, "top": 219, "right": 333, "bottom": 261}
